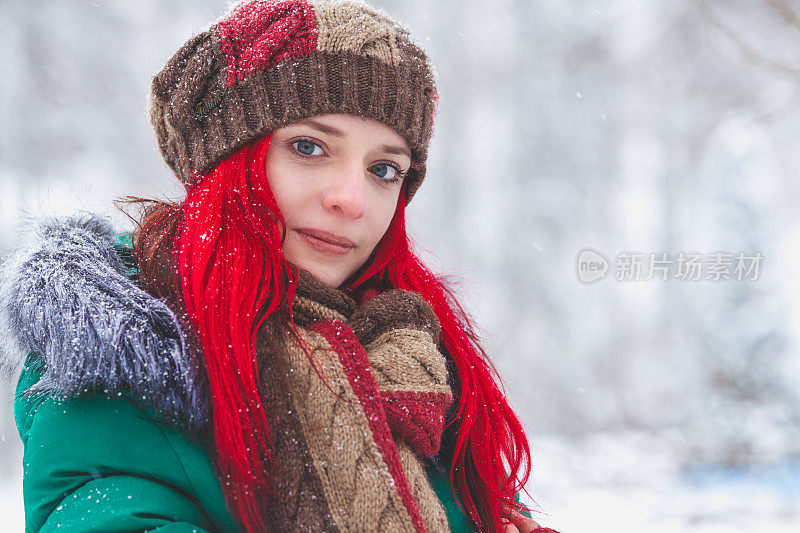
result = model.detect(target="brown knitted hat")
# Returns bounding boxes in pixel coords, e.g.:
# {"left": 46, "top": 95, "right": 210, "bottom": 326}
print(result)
{"left": 148, "top": 0, "right": 439, "bottom": 202}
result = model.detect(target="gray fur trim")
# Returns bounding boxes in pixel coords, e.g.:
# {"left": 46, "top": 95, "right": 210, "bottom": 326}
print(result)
{"left": 0, "top": 214, "right": 208, "bottom": 433}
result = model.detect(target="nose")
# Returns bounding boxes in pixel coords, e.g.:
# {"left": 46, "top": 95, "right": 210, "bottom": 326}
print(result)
{"left": 321, "top": 164, "right": 367, "bottom": 219}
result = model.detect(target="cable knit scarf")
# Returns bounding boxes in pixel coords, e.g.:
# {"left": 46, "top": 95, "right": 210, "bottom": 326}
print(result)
{"left": 255, "top": 270, "right": 454, "bottom": 532}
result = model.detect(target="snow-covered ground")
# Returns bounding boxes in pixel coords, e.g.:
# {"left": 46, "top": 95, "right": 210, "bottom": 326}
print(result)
{"left": 0, "top": 475, "right": 23, "bottom": 531}
{"left": 520, "top": 431, "right": 799, "bottom": 532}
{"left": 2, "top": 430, "right": 797, "bottom": 532}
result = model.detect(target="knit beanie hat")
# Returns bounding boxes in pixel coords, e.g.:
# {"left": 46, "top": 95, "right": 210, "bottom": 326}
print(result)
{"left": 148, "top": 0, "right": 438, "bottom": 202}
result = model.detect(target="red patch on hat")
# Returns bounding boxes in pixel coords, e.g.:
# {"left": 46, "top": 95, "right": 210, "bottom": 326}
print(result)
{"left": 218, "top": 0, "right": 318, "bottom": 87}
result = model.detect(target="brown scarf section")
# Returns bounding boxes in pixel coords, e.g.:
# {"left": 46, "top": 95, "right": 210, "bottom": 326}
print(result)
{"left": 254, "top": 271, "right": 453, "bottom": 532}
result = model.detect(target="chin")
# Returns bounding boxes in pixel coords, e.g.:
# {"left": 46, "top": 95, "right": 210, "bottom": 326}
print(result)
{"left": 303, "top": 264, "right": 346, "bottom": 289}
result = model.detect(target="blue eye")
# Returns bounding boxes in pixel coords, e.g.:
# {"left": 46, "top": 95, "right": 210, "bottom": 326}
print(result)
{"left": 369, "top": 163, "right": 401, "bottom": 182}
{"left": 293, "top": 140, "right": 323, "bottom": 156}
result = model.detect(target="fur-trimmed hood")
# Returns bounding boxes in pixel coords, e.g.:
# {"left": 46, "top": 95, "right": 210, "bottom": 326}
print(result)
{"left": 0, "top": 214, "right": 208, "bottom": 433}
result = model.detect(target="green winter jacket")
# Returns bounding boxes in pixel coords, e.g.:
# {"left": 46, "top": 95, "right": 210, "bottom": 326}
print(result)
{"left": 15, "top": 353, "right": 473, "bottom": 532}
{"left": 11, "top": 228, "right": 475, "bottom": 532}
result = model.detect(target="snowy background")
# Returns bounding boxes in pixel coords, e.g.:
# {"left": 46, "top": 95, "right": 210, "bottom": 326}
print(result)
{"left": 2, "top": 0, "right": 800, "bottom": 531}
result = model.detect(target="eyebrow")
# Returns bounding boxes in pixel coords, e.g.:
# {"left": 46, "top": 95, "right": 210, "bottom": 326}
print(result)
{"left": 380, "top": 144, "right": 412, "bottom": 159}
{"left": 294, "top": 118, "right": 412, "bottom": 159}
{"left": 296, "top": 118, "right": 345, "bottom": 137}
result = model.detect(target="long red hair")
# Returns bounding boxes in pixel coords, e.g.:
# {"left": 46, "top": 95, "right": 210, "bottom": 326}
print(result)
{"left": 130, "top": 134, "right": 532, "bottom": 532}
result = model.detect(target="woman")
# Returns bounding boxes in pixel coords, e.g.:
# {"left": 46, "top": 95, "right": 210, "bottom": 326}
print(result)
{"left": 1, "top": 1, "right": 556, "bottom": 531}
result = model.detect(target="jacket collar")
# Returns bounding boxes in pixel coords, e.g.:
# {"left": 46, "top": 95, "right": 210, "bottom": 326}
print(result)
{"left": 0, "top": 215, "right": 208, "bottom": 435}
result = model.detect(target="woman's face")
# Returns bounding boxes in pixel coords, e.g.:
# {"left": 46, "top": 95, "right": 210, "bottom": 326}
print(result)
{"left": 264, "top": 114, "right": 411, "bottom": 288}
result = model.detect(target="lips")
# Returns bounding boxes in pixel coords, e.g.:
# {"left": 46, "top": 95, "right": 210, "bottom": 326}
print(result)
{"left": 295, "top": 228, "right": 355, "bottom": 255}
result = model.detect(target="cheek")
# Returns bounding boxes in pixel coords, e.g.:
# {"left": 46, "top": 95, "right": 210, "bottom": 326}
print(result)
{"left": 270, "top": 185, "right": 294, "bottom": 221}
{"left": 368, "top": 195, "right": 399, "bottom": 243}
{"left": 266, "top": 169, "right": 304, "bottom": 222}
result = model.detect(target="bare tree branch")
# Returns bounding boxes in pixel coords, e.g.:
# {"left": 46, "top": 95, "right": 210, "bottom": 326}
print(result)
{"left": 765, "top": 0, "right": 800, "bottom": 32}
{"left": 695, "top": 0, "right": 800, "bottom": 75}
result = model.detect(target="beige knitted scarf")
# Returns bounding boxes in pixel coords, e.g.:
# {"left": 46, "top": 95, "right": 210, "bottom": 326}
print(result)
{"left": 254, "top": 271, "right": 454, "bottom": 532}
